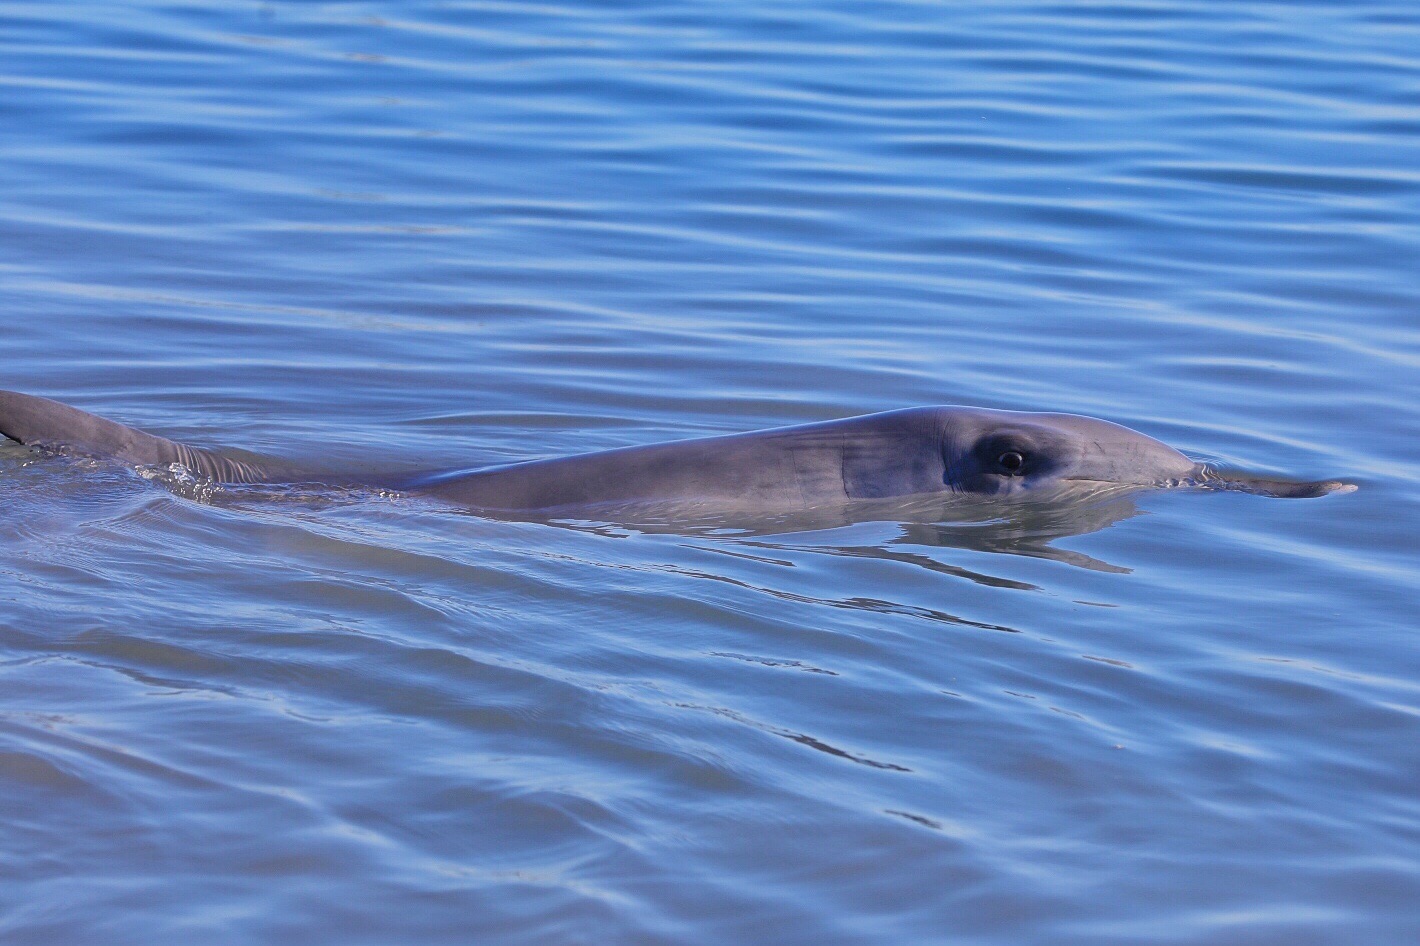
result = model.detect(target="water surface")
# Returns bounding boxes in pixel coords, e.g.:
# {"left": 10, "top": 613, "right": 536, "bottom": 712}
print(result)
{"left": 2, "top": 1, "right": 1418, "bottom": 943}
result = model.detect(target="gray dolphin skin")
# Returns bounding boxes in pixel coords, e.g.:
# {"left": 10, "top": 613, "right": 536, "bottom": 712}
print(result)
{"left": 0, "top": 390, "right": 1354, "bottom": 515}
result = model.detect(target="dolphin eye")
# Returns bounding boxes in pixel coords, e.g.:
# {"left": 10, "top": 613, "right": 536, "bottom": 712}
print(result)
{"left": 998, "top": 451, "right": 1025, "bottom": 473}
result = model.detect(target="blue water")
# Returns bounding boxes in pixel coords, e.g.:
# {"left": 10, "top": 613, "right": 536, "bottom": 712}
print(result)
{"left": 2, "top": 1, "right": 1418, "bottom": 942}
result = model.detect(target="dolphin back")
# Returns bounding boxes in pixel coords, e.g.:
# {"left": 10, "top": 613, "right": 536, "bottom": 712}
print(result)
{"left": 0, "top": 390, "right": 294, "bottom": 483}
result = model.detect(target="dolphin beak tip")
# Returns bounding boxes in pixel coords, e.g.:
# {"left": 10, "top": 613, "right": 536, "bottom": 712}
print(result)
{"left": 1293, "top": 479, "right": 1358, "bottom": 498}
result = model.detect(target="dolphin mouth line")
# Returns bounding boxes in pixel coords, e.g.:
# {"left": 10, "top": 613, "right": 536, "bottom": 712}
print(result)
{"left": 1059, "top": 477, "right": 1140, "bottom": 488}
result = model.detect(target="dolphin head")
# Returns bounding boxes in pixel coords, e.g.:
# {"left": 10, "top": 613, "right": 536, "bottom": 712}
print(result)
{"left": 939, "top": 408, "right": 1200, "bottom": 498}
{"left": 936, "top": 407, "right": 1355, "bottom": 499}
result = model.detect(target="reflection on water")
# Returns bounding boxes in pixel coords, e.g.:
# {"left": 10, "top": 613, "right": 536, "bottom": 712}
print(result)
{"left": 544, "top": 489, "right": 1148, "bottom": 573}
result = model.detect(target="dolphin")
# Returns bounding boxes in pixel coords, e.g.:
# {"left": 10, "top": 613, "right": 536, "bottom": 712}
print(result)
{"left": 0, "top": 390, "right": 1354, "bottom": 517}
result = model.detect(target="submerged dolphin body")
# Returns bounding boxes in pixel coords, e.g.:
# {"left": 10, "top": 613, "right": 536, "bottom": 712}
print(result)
{"left": 0, "top": 390, "right": 1354, "bottom": 517}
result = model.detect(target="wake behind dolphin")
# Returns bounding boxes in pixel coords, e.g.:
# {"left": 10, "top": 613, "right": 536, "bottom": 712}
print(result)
{"left": 0, "top": 391, "right": 1354, "bottom": 520}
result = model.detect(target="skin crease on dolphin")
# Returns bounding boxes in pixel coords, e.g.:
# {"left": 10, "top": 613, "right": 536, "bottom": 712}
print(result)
{"left": 0, "top": 390, "right": 1356, "bottom": 516}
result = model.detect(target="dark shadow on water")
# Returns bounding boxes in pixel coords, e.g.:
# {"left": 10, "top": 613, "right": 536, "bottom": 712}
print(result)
{"left": 540, "top": 490, "right": 1149, "bottom": 577}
